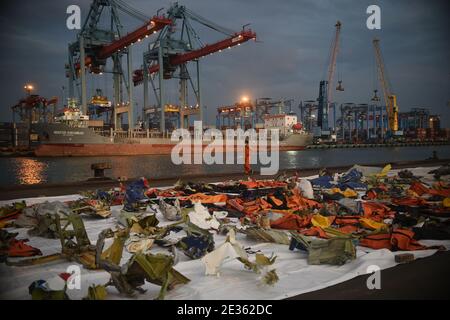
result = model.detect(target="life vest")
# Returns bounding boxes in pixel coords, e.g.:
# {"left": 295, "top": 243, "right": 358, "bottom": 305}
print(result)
{"left": 443, "top": 198, "right": 450, "bottom": 208}
{"left": 407, "top": 181, "right": 450, "bottom": 198}
{"left": 301, "top": 226, "right": 329, "bottom": 239}
{"left": 270, "top": 213, "right": 312, "bottom": 231}
{"left": 336, "top": 225, "right": 359, "bottom": 234}
{"left": 311, "top": 214, "right": 335, "bottom": 228}
{"left": 391, "top": 228, "right": 426, "bottom": 251}
{"left": 286, "top": 188, "right": 321, "bottom": 211}
{"left": 359, "top": 217, "right": 388, "bottom": 231}
{"left": 0, "top": 210, "right": 20, "bottom": 222}
{"left": 5, "top": 239, "right": 42, "bottom": 257}
{"left": 269, "top": 195, "right": 284, "bottom": 207}
{"left": 392, "top": 197, "right": 427, "bottom": 206}
{"left": 182, "top": 193, "right": 228, "bottom": 204}
{"left": 334, "top": 215, "right": 361, "bottom": 226}
{"left": 359, "top": 233, "right": 392, "bottom": 250}
{"left": 330, "top": 188, "right": 358, "bottom": 198}
{"left": 362, "top": 202, "right": 394, "bottom": 221}
{"left": 240, "top": 180, "right": 286, "bottom": 189}
{"left": 364, "top": 189, "right": 377, "bottom": 200}
{"left": 227, "top": 198, "right": 245, "bottom": 212}
{"left": 359, "top": 229, "right": 426, "bottom": 251}
{"left": 409, "top": 182, "right": 429, "bottom": 196}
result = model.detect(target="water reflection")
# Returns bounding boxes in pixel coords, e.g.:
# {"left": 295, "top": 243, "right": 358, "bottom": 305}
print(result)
{"left": 1, "top": 146, "right": 449, "bottom": 186}
{"left": 285, "top": 151, "right": 298, "bottom": 166}
{"left": 15, "top": 158, "right": 47, "bottom": 185}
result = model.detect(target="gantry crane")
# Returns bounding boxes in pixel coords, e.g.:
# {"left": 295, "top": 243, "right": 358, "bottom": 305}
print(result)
{"left": 372, "top": 38, "right": 399, "bottom": 133}
{"left": 317, "top": 21, "right": 343, "bottom": 133}
{"left": 132, "top": 3, "right": 256, "bottom": 132}
{"left": 12, "top": 95, "right": 58, "bottom": 124}
{"left": 66, "top": 0, "right": 170, "bottom": 130}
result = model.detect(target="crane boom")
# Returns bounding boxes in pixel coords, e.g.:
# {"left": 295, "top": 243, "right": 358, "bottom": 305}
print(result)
{"left": 133, "top": 30, "right": 256, "bottom": 85}
{"left": 373, "top": 38, "right": 399, "bottom": 132}
{"left": 326, "top": 21, "right": 341, "bottom": 101}
{"left": 98, "top": 16, "right": 172, "bottom": 59}
{"left": 317, "top": 21, "right": 342, "bottom": 132}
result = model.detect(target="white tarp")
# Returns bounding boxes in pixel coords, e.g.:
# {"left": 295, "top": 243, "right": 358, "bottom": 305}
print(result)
{"left": 0, "top": 167, "right": 449, "bottom": 300}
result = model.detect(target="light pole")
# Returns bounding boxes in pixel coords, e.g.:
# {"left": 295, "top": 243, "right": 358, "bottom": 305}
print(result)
{"left": 24, "top": 84, "right": 34, "bottom": 96}
{"left": 241, "top": 95, "right": 249, "bottom": 103}
{"left": 23, "top": 84, "right": 34, "bottom": 148}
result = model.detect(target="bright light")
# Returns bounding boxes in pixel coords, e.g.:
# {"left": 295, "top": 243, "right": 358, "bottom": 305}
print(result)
{"left": 241, "top": 96, "right": 249, "bottom": 103}
{"left": 24, "top": 84, "right": 34, "bottom": 91}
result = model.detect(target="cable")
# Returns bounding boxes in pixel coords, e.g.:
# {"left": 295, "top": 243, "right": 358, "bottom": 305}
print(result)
{"left": 185, "top": 18, "right": 204, "bottom": 48}
{"left": 113, "top": 0, "right": 150, "bottom": 22}
{"left": 321, "top": 31, "right": 334, "bottom": 82}
{"left": 337, "top": 31, "right": 343, "bottom": 83}
{"left": 114, "top": 0, "right": 149, "bottom": 20}
{"left": 185, "top": 8, "right": 236, "bottom": 36}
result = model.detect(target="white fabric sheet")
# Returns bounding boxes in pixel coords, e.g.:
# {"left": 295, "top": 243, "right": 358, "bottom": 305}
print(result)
{"left": 0, "top": 166, "right": 449, "bottom": 300}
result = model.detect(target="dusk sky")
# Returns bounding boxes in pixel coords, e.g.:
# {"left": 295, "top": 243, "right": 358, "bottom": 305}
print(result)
{"left": 0, "top": 0, "right": 448, "bottom": 126}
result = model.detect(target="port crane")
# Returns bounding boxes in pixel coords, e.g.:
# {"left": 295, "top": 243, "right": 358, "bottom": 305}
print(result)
{"left": 132, "top": 3, "right": 256, "bottom": 132}
{"left": 317, "top": 21, "right": 343, "bottom": 134}
{"left": 66, "top": 0, "right": 171, "bottom": 129}
{"left": 372, "top": 38, "right": 399, "bottom": 134}
{"left": 11, "top": 95, "right": 58, "bottom": 124}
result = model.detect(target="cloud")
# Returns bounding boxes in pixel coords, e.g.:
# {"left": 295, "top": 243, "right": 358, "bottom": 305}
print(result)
{"left": 0, "top": 0, "right": 448, "bottom": 126}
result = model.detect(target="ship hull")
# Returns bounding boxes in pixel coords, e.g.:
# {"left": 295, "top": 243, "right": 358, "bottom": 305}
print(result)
{"left": 34, "top": 143, "right": 307, "bottom": 156}
{"left": 34, "top": 143, "right": 179, "bottom": 156}
{"left": 32, "top": 123, "right": 311, "bottom": 156}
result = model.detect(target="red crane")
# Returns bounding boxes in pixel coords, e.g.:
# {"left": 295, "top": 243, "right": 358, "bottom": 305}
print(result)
{"left": 97, "top": 16, "right": 172, "bottom": 59}
{"left": 74, "top": 16, "right": 172, "bottom": 72}
{"left": 133, "top": 29, "right": 256, "bottom": 85}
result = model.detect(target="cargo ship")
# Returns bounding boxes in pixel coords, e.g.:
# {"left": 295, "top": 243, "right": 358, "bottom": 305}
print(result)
{"left": 33, "top": 102, "right": 312, "bottom": 157}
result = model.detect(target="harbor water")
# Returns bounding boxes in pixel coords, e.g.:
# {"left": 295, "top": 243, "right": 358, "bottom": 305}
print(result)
{"left": 0, "top": 145, "right": 449, "bottom": 187}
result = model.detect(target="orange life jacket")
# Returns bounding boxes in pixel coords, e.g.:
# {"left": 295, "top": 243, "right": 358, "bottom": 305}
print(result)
{"left": 270, "top": 213, "right": 312, "bottom": 231}
{"left": 6, "top": 239, "right": 42, "bottom": 257}
{"left": 409, "top": 182, "right": 430, "bottom": 196}
{"left": 392, "top": 197, "right": 427, "bottom": 206}
{"left": 409, "top": 181, "right": 450, "bottom": 198}
{"left": 286, "top": 188, "right": 322, "bottom": 211}
{"left": 359, "top": 229, "right": 426, "bottom": 251}
{"left": 0, "top": 210, "right": 21, "bottom": 222}
{"left": 182, "top": 193, "right": 228, "bottom": 204}
{"left": 362, "top": 202, "right": 394, "bottom": 221}
{"left": 240, "top": 180, "right": 286, "bottom": 189}
{"left": 334, "top": 215, "right": 361, "bottom": 226}
{"left": 391, "top": 228, "right": 426, "bottom": 251}
{"left": 269, "top": 195, "right": 284, "bottom": 207}
{"left": 227, "top": 198, "right": 245, "bottom": 212}
{"left": 336, "top": 225, "right": 359, "bottom": 234}
{"left": 359, "top": 233, "right": 392, "bottom": 250}
{"left": 301, "top": 226, "right": 329, "bottom": 239}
